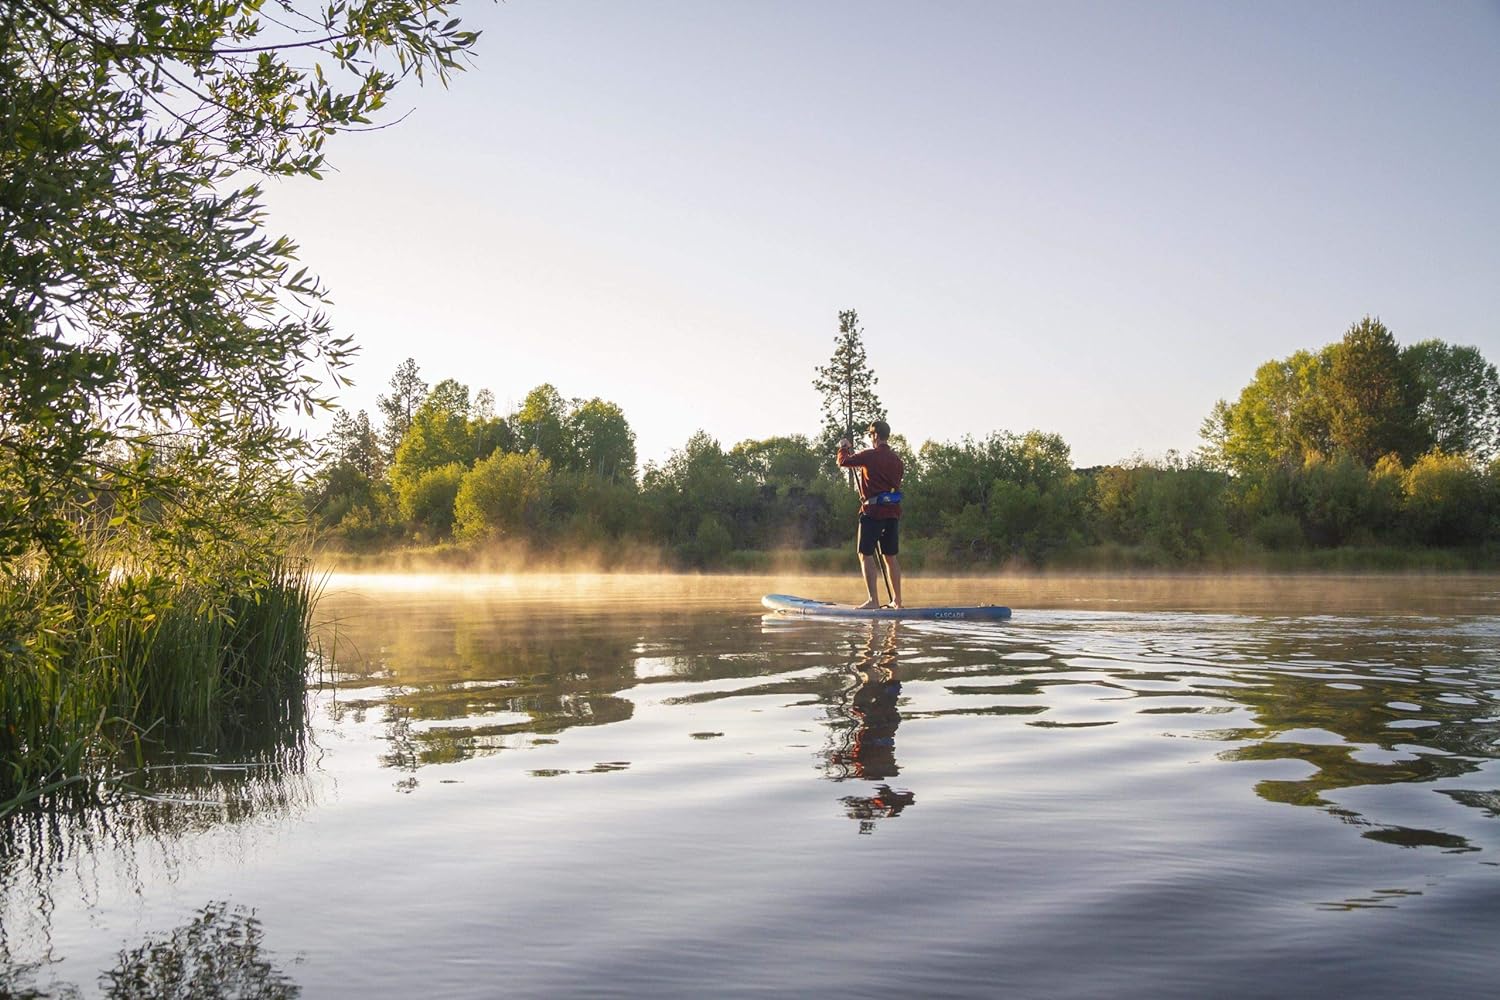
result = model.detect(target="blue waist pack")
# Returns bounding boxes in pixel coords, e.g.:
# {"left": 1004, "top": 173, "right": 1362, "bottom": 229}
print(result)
{"left": 867, "top": 491, "right": 903, "bottom": 506}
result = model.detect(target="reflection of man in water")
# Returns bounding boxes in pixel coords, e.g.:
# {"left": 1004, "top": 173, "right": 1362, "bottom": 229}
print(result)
{"left": 826, "top": 622, "right": 915, "bottom": 833}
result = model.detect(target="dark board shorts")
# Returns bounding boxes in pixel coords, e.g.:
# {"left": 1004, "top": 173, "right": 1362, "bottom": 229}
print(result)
{"left": 857, "top": 515, "right": 900, "bottom": 556}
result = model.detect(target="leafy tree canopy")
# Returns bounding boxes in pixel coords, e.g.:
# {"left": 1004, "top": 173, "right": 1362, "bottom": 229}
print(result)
{"left": 2, "top": 0, "right": 477, "bottom": 568}
{"left": 1323, "top": 317, "right": 1423, "bottom": 465}
{"left": 1201, "top": 318, "right": 1497, "bottom": 476}
{"left": 512, "top": 384, "right": 571, "bottom": 469}
{"left": 1202, "top": 349, "right": 1330, "bottom": 474}
{"left": 455, "top": 449, "right": 552, "bottom": 541}
{"left": 728, "top": 435, "right": 822, "bottom": 489}
{"left": 390, "top": 378, "right": 473, "bottom": 485}
{"left": 568, "top": 398, "right": 637, "bottom": 483}
{"left": 1404, "top": 340, "right": 1500, "bottom": 463}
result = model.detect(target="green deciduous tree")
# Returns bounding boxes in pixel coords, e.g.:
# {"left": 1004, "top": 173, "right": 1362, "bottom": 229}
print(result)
{"left": 549, "top": 471, "right": 640, "bottom": 546}
{"left": 454, "top": 450, "right": 552, "bottom": 542}
{"left": 568, "top": 398, "right": 637, "bottom": 482}
{"left": 1292, "top": 453, "right": 1381, "bottom": 547}
{"left": 1401, "top": 452, "right": 1487, "bottom": 547}
{"left": 512, "top": 384, "right": 571, "bottom": 469}
{"left": 388, "top": 378, "right": 473, "bottom": 491}
{"left": 1201, "top": 350, "right": 1330, "bottom": 475}
{"left": 1202, "top": 318, "right": 1498, "bottom": 479}
{"left": 912, "top": 430, "right": 1086, "bottom": 563}
{"left": 722, "top": 435, "right": 845, "bottom": 549}
{"left": 396, "top": 462, "right": 465, "bottom": 538}
{"left": 1323, "top": 317, "right": 1424, "bottom": 464}
{"left": 1403, "top": 340, "right": 1500, "bottom": 463}
{"left": 728, "top": 435, "right": 822, "bottom": 489}
{"left": 640, "top": 431, "right": 756, "bottom": 551}
{"left": 2, "top": 0, "right": 477, "bottom": 579}
{"left": 471, "top": 414, "right": 515, "bottom": 463}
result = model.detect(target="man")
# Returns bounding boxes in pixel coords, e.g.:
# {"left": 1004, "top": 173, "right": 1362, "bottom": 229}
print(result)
{"left": 837, "top": 420, "right": 904, "bottom": 609}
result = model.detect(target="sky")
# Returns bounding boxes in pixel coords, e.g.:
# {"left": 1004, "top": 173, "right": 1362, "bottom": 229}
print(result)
{"left": 262, "top": 1, "right": 1500, "bottom": 470}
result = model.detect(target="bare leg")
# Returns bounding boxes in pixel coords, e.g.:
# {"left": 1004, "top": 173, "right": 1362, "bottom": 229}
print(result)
{"left": 857, "top": 554, "right": 881, "bottom": 608}
{"left": 884, "top": 553, "right": 903, "bottom": 608}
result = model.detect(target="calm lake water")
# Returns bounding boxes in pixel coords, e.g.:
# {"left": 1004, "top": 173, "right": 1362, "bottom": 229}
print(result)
{"left": 4, "top": 574, "right": 1499, "bottom": 998}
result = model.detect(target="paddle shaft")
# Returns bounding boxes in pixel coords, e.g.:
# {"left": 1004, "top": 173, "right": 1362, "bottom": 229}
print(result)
{"left": 875, "top": 537, "right": 894, "bottom": 606}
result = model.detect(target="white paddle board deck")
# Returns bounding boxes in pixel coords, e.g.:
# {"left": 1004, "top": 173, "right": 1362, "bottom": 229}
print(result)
{"left": 762, "top": 594, "right": 1011, "bottom": 621}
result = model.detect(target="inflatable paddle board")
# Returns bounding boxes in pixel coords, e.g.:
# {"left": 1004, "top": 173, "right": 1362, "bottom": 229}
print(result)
{"left": 762, "top": 594, "right": 1011, "bottom": 621}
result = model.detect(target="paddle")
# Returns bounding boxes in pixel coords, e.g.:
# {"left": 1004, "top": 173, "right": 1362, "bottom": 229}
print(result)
{"left": 875, "top": 537, "right": 894, "bottom": 607}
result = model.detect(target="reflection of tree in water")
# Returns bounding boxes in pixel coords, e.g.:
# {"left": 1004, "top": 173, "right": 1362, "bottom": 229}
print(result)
{"left": 1183, "top": 621, "right": 1500, "bottom": 851}
{"left": 327, "top": 603, "right": 787, "bottom": 781}
{"left": 823, "top": 623, "right": 915, "bottom": 833}
{"left": 903, "top": 614, "right": 1499, "bottom": 854}
{"left": 0, "top": 902, "right": 300, "bottom": 999}
{"left": 320, "top": 607, "right": 639, "bottom": 782}
{"left": 1, "top": 721, "right": 312, "bottom": 855}
{"left": 0, "top": 727, "right": 313, "bottom": 985}
{"left": 100, "top": 901, "right": 299, "bottom": 999}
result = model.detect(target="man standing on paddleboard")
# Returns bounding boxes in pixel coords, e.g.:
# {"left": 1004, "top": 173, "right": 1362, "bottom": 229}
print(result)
{"left": 837, "top": 420, "right": 904, "bottom": 610}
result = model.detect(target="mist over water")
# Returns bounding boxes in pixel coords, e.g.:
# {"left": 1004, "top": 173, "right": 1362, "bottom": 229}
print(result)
{"left": 4, "top": 574, "right": 1498, "bottom": 998}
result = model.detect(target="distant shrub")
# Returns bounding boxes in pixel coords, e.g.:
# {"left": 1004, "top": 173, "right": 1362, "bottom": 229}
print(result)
{"left": 333, "top": 503, "right": 390, "bottom": 546}
{"left": 397, "top": 462, "right": 465, "bottom": 538}
{"left": 1402, "top": 452, "right": 1485, "bottom": 546}
{"left": 1251, "top": 513, "right": 1304, "bottom": 551}
{"left": 688, "top": 515, "right": 733, "bottom": 566}
{"left": 1293, "top": 453, "right": 1375, "bottom": 546}
{"left": 1090, "top": 461, "right": 1229, "bottom": 563}
{"left": 454, "top": 450, "right": 553, "bottom": 542}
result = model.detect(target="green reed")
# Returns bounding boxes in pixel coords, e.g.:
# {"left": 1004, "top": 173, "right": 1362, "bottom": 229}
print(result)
{"left": 0, "top": 559, "right": 317, "bottom": 817}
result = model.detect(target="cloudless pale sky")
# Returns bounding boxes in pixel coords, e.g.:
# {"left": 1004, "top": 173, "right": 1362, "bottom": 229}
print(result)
{"left": 264, "top": 0, "right": 1500, "bottom": 469}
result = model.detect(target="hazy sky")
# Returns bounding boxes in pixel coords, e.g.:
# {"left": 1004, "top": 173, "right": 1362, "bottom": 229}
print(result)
{"left": 264, "top": 1, "right": 1500, "bottom": 469}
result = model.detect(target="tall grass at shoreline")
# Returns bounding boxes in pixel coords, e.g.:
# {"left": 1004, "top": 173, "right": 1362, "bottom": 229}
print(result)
{"left": 0, "top": 560, "right": 316, "bottom": 818}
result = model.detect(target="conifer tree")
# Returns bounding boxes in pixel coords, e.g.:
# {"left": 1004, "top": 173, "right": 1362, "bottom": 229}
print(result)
{"left": 813, "top": 309, "right": 887, "bottom": 459}
{"left": 377, "top": 359, "right": 430, "bottom": 462}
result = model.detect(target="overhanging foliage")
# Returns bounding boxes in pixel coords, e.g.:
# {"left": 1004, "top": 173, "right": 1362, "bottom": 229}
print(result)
{"left": 1, "top": 0, "right": 479, "bottom": 569}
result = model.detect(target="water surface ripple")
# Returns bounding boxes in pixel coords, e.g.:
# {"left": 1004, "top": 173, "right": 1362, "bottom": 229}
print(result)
{"left": 3, "top": 575, "right": 1498, "bottom": 998}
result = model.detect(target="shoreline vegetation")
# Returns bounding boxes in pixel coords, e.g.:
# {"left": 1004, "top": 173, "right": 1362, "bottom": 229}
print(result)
{"left": 315, "top": 539, "right": 1496, "bottom": 576}
{"left": 305, "top": 351, "right": 1500, "bottom": 579}
{"left": 0, "top": 560, "right": 317, "bottom": 819}
{"left": 307, "top": 320, "right": 1500, "bottom": 578}
{"left": 4, "top": 4, "right": 478, "bottom": 817}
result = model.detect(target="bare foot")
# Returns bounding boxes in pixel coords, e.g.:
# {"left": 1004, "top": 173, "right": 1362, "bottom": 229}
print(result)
{"left": 889, "top": 603, "right": 903, "bottom": 610}
{"left": 855, "top": 599, "right": 880, "bottom": 610}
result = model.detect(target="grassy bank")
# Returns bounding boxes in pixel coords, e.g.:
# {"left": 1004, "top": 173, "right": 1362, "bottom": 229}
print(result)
{"left": 312, "top": 536, "right": 1496, "bottom": 575}
{"left": 0, "top": 560, "right": 317, "bottom": 818}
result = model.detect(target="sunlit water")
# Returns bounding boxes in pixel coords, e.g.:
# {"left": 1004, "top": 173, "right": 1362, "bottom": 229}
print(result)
{"left": 4, "top": 574, "right": 1499, "bottom": 998}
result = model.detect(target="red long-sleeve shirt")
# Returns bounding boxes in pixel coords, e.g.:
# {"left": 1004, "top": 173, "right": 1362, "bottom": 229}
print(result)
{"left": 837, "top": 442, "right": 903, "bottom": 519}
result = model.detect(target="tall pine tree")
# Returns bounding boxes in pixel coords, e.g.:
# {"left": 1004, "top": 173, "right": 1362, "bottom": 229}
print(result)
{"left": 377, "top": 358, "right": 430, "bottom": 463}
{"left": 813, "top": 309, "right": 887, "bottom": 458}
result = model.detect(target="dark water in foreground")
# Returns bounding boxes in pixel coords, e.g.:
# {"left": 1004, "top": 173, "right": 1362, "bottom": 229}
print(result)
{"left": 3, "top": 574, "right": 1499, "bottom": 998}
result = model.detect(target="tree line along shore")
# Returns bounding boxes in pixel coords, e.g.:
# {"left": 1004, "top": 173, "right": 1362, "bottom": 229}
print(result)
{"left": 307, "top": 317, "right": 1500, "bottom": 574}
